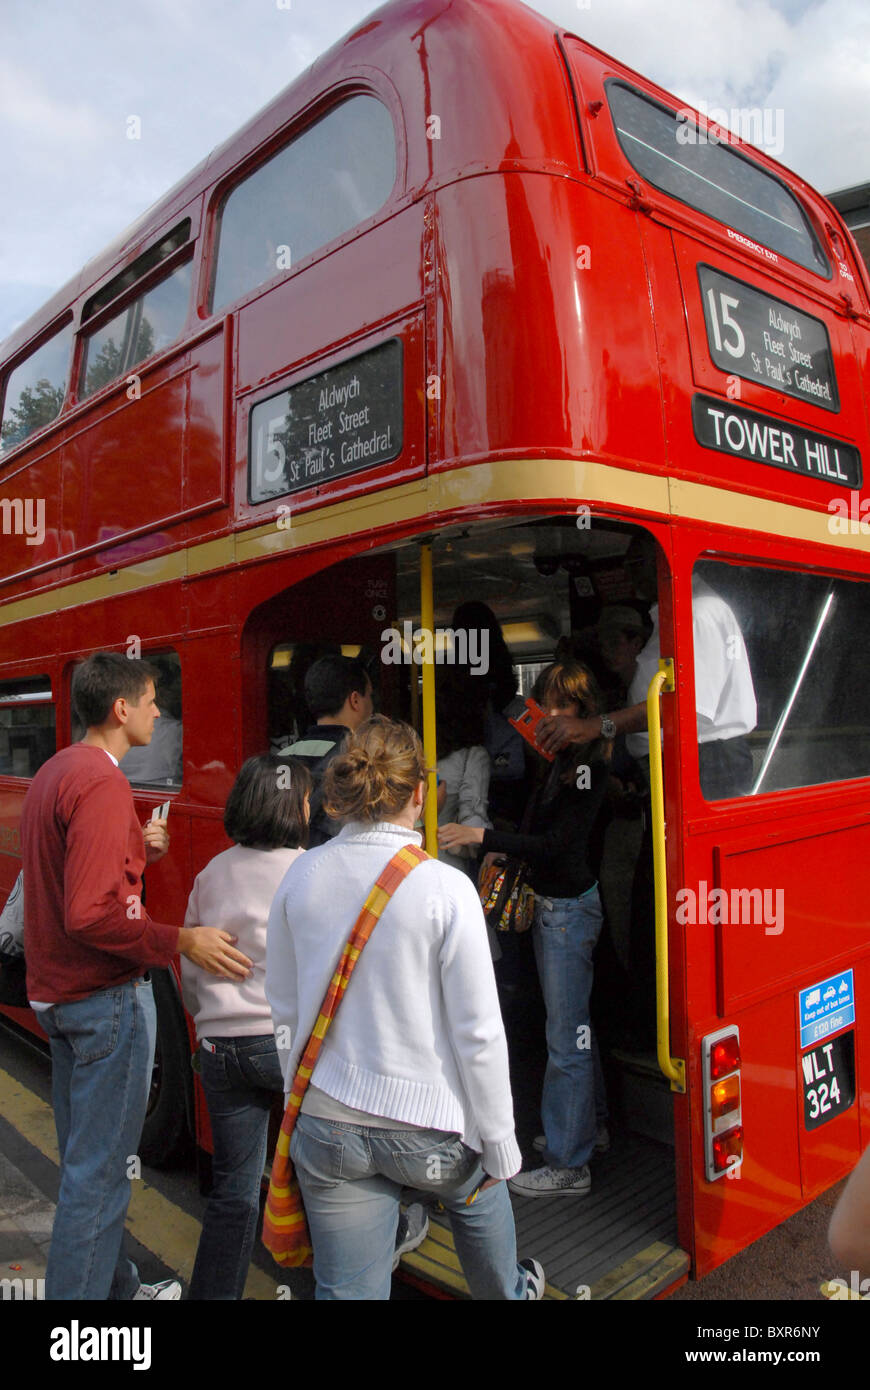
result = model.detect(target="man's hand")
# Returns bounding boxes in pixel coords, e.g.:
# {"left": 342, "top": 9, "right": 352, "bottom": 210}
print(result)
{"left": 535, "top": 714, "right": 600, "bottom": 755}
{"left": 143, "top": 817, "right": 170, "bottom": 864}
{"left": 177, "top": 926, "right": 253, "bottom": 979}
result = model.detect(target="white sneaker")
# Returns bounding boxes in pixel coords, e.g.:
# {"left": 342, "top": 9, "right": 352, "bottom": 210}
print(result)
{"left": 533, "top": 1126, "right": 610, "bottom": 1156}
{"left": 520, "top": 1257, "right": 545, "bottom": 1299}
{"left": 133, "top": 1279, "right": 182, "bottom": 1300}
{"left": 509, "top": 1165, "right": 591, "bottom": 1198}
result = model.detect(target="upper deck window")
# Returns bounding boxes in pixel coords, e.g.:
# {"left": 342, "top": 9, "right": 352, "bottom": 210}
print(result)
{"left": 0, "top": 320, "right": 74, "bottom": 456}
{"left": 211, "top": 95, "right": 396, "bottom": 311}
{"left": 606, "top": 83, "right": 829, "bottom": 277}
{"left": 79, "top": 260, "right": 192, "bottom": 400}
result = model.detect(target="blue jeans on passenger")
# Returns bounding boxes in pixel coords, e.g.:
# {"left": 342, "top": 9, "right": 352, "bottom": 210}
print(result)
{"left": 188, "top": 1034, "right": 284, "bottom": 1300}
{"left": 291, "top": 1115, "right": 528, "bottom": 1300}
{"left": 40, "top": 977, "right": 157, "bottom": 1300}
{"left": 533, "top": 885, "right": 606, "bottom": 1170}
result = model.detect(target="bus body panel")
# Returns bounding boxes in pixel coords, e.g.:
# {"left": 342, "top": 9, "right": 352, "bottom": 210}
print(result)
{"left": 2, "top": 0, "right": 869, "bottom": 1290}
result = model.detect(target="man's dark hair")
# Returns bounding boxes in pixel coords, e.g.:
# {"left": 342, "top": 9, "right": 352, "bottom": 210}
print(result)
{"left": 224, "top": 755, "right": 313, "bottom": 849}
{"left": 71, "top": 653, "right": 160, "bottom": 729}
{"left": 304, "top": 654, "right": 370, "bottom": 721}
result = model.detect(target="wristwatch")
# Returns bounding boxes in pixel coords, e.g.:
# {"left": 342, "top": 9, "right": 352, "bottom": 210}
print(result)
{"left": 600, "top": 716, "right": 617, "bottom": 739}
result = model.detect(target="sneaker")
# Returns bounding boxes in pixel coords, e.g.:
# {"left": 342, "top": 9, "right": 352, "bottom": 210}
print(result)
{"left": 392, "top": 1202, "right": 430, "bottom": 1270}
{"left": 509, "top": 1164, "right": 591, "bottom": 1198}
{"left": 533, "top": 1126, "right": 610, "bottom": 1156}
{"left": 520, "top": 1257, "right": 545, "bottom": 1300}
{"left": 133, "top": 1279, "right": 182, "bottom": 1300}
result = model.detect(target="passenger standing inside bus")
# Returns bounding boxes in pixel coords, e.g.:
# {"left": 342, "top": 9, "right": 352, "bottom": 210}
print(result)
{"left": 440, "top": 660, "right": 610, "bottom": 1197}
{"left": 267, "top": 716, "right": 544, "bottom": 1298}
{"left": 278, "top": 654, "right": 374, "bottom": 846}
{"left": 180, "top": 755, "right": 310, "bottom": 1300}
{"left": 536, "top": 532, "right": 757, "bottom": 799}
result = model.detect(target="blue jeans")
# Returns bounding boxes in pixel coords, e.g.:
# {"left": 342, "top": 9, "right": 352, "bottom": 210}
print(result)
{"left": 40, "top": 977, "right": 157, "bottom": 1300}
{"left": 533, "top": 885, "right": 606, "bottom": 1169}
{"left": 189, "top": 1034, "right": 284, "bottom": 1300}
{"left": 291, "top": 1115, "right": 528, "bottom": 1300}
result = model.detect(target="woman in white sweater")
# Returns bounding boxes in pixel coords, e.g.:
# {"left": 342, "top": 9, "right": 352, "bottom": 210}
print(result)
{"left": 266, "top": 715, "right": 543, "bottom": 1300}
{"left": 181, "top": 754, "right": 311, "bottom": 1300}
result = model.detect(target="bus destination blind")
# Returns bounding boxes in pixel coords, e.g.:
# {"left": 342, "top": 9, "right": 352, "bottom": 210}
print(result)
{"left": 698, "top": 264, "right": 839, "bottom": 412}
{"left": 692, "top": 394, "right": 862, "bottom": 489}
{"left": 249, "top": 338, "right": 403, "bottom": 503}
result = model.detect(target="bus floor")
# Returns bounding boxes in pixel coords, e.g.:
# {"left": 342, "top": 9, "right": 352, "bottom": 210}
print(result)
{"left": 403, "top": 933, "right": 687, "bottom": 1300}
{"left": 403, "top": 1129, "right": 682, "bottom": 1300}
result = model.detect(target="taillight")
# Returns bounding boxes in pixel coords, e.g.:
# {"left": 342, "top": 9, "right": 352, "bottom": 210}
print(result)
{"left": 702, "top": 1027, "right": 743, "bottom": 1181}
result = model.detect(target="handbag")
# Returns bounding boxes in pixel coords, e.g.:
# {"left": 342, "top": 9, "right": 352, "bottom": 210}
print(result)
{"left": 0, "top": 872, "right": 28, "bottom": 1008}
{"left": 262, "top": 842, "right": 428, "bottom": 1268}
{"left": 478, "top": 856, "right": 535, "bottom": 934}
{"left": 477, "top": 780, "right": 541, "bottom": 934}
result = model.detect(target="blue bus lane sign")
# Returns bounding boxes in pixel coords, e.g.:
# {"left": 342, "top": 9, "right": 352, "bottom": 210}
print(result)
{"left": 799, "top": 969, "right": 854, "bottom": 1050}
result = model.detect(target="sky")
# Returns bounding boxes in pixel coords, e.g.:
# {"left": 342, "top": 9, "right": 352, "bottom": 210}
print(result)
{"left": 1, "top": 0, "right": 868, "bottom": 345}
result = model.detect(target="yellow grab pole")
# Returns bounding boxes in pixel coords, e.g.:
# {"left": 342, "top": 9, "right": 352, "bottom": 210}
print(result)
{"left": 646, "top": 658, "right": 685, "bottom": 1093}
{"left": 420, "top": 543, "right": 439, "bottom": 856}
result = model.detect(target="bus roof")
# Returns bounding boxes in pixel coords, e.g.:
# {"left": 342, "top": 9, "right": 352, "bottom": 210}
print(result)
{"left": 1, "top": 0, "right": 856, "bottom": 365}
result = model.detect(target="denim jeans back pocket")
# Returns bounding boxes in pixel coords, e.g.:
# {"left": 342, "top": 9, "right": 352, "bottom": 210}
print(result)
{"left": 291, "top": 1125, "right": 345, "bottom": 1187}
{"left": 391, "top": 1132, "right": 477, "bottom": 1190}
{"left": 199, "top": 1045, "right": 230, "bottom": 1091}
{"left": 53, "top": 988, "right": 124, "bottom": 1063}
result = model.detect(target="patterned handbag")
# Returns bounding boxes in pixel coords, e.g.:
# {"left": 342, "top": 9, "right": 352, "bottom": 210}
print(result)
{"left": 262, "top": 842, "right": 428, "bottom": 1268}
{"left": 478, "top": 856, "right": 535, "bottom": 934}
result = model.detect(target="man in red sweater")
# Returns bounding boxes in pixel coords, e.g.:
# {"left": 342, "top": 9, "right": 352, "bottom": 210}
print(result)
{"left": 21, "top": 652, "right": 252, "bottom": 1300}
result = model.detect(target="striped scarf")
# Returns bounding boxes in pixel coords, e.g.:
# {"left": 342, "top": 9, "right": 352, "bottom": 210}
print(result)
{"left": 262, "top": 842, "right": 428, "bottom": 1266}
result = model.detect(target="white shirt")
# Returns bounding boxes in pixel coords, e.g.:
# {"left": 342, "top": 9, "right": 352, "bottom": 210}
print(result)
{"left": 627, "top": 577, "right": 757, "bottom": 758}
{"left": 265, "top": 819, "right": 521, "bottom": 1180}
{"left": 436, "top": 745, "right": 491, "bottom": 874}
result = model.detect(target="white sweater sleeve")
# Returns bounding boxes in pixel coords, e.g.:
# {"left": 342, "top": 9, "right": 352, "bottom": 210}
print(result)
{"left": 265, "top": 881, "right": 299, "bottom": 1094}
{"left": 437, "top": 867, "right": 521, "bottom": 1180}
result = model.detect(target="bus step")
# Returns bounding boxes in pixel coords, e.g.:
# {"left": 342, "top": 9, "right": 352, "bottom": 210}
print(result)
{"left": 609, "top": 1048, "right": 675, "bottom": 1147}
{"left": 400, "top": 1132, "right": 685, "bottom": 1299}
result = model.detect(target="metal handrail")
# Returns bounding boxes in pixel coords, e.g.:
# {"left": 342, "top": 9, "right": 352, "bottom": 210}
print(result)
{"left": 646, "top": 658, "right": 685, "bottom": 1093}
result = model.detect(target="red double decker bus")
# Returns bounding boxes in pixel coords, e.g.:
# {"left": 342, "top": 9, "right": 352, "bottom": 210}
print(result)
{"left": 2, "top": 0, "right": 869, "bottom": 1299}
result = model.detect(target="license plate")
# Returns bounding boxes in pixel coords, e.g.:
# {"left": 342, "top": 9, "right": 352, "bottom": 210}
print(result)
{"left": 801, "top": 1030, "right": 855, "bottom": 1130}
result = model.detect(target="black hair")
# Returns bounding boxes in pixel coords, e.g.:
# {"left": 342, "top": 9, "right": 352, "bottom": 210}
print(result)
{"left": 303, "top": 654, "right": 370, "bottom": 721}
{"left": 71, "top": 653, "right": 160, "bottom": 729}
{"left": 223, "top": 755, "right": 313, "bottom": 849}
{"left": 450, "top": 601, "right": 517, "bottom": 713}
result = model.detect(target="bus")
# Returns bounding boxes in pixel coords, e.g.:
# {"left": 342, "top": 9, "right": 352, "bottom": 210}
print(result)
{"left": 1, "top": 0, "right": 869, "bottom": 1300}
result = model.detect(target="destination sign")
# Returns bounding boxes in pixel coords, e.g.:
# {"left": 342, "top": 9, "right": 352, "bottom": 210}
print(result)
{"left": 692, "top": 395, "right": 862, "bottom": 489}
{"left": 249, "top": 338, "right": 403, "bottom": 503}
{"left": 698, "top": 265, "right": 839, "bottom": 413}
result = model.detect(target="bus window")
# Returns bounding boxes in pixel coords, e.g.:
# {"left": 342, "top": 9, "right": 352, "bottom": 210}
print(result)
{"left": 79, "top": 261, "right": 192, "bottom": 400}
{"left": 211, "top": 95, "right": 396, "bottom": 311}
{"left": 0, "top": 677, "right": 55, "bottom": 777}
{"left": 693, "top": 560, "right": 870, "bottom": 797}
{"left": 605, "top": 81, "right": 829, "bottom": 277}
{"left": 0, "top": 319, "right": 74, "bottom": 455}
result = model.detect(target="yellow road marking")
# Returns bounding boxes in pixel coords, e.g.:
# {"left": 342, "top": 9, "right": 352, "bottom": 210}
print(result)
{"left": 0, "top": 1066, "right": 279, "bottom": 1300}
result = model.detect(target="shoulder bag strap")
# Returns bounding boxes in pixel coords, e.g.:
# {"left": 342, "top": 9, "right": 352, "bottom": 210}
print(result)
{"left": 276, "top": 843, "right": 428, "bottom": 1142}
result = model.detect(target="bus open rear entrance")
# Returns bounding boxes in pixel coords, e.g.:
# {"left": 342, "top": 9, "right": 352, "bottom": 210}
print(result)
{"left": 253, "top": 509, "right": 868, "bottom": 1297}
